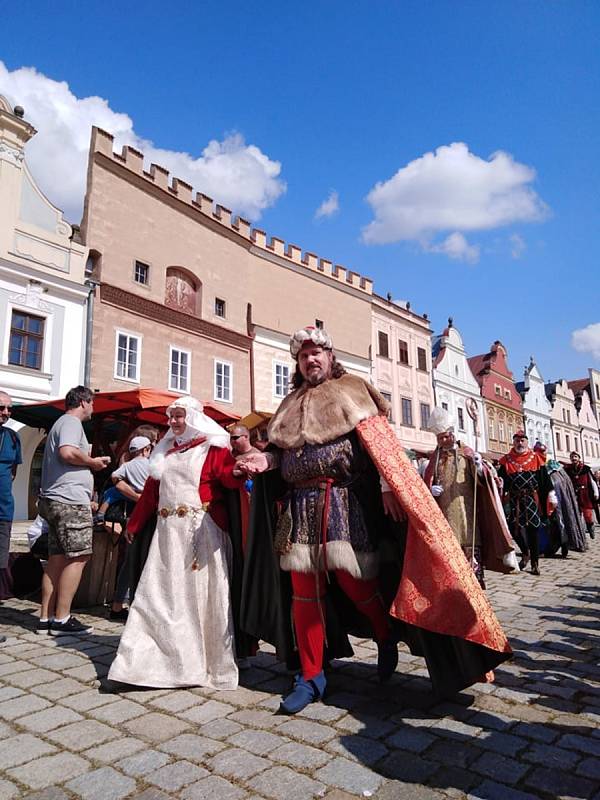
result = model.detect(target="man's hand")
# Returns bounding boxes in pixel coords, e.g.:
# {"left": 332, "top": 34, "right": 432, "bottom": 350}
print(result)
{"left": 236, "top": 452, "right": 271, "bottom": 476}
{"left": 431, "top": 484, "right": 444, "bottom": 497}
{"left": 91, "top": 456, "right": 111, "bottom": 472}
{"left": 382, "top": 491, "right": 405, "bottom": 522}
{"left": 124, "top": 529, "right": 134, "bottom": 544}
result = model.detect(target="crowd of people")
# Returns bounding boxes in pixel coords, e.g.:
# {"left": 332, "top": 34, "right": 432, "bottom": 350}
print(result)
{"left": 0, "top": 326, "right": 597, "bottom": 707}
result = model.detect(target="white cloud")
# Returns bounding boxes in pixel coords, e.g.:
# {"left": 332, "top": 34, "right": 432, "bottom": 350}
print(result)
{"left": 509, "top": 233, "right": 526, "bottom": 259}
{"left": 427, "top": 232, "right": 480, "bottom": 264}
{"left": 314, "top": 190, "right": 339, "bottom": 219}
{"left": 361, "top": 142, "right": 549, "bottom": 262}
{"left": 0, "top": 62, "right": 286, "bottom": 222}
{"left": 572, "top": 323, "right": 600, "bottom": 360}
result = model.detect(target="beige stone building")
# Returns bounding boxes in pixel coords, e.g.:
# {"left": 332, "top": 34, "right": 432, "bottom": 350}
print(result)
{"left": 371, "top": 296, "right": 436, "bottom": 455}
{"left": 567, "top": 379, "right": 600, "bottom": 469}
{"left": 80, "top": 128, "right": 374, "bottom": 420}
{"left": 545, "top": 380, "right": 580, "bottom": 463}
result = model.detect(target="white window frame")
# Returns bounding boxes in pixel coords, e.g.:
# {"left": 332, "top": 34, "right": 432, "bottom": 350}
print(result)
{"left": 133, "top": 259, "right": 151, "bottom": 287}
{"left": 214, "top": 297, "right": 227, "bottom": 319}
{"left": 214, "top": 359, "right": 233, "bottom": 403}
{"left": 114, "top": 329, "right": 142, "bottom": 383}
{"left": 169, "top": 345, "right": 191, "bottom": 394}
{"left": 273, "top": 360, "right": 291, "bottom": 399}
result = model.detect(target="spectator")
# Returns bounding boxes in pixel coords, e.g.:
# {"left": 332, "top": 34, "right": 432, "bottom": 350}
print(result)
{"left": 0, "top": 390, "right": 21, "bottom": 642}
{"left": 229, "top": 425, "right": 259, "bottom": 460}
{"left": 38, "top": 386, "right": 110, "bottom": 635}
{"left": 105, "top": 435, "right": 153, "bottom": 621}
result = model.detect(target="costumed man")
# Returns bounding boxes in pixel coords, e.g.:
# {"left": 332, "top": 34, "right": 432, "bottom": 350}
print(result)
{"left": 238, "top": 326, "right": 511, "bottom": 714}
{"left": 565, "top": 451, "right": 598, "bottom": 541}
{"left": 108, "top": 396, "right": 246, "bottom": 690}
{"left": 498, "top": 431, "right": 557, "bottom": 576}
{"left": 538, "top": 444, "right": 587, "bottom": 556}
{"left": 423, "top": 407, "right": 518, "bottom": 589}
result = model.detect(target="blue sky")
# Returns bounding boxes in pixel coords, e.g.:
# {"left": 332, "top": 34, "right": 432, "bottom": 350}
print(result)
{"left": 2, "top": 1, "right": 599, "bottom": 381}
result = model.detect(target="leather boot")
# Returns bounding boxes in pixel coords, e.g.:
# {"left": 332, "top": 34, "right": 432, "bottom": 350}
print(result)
{"left": 279, "top": 671, "right": 326, "bottom": 714}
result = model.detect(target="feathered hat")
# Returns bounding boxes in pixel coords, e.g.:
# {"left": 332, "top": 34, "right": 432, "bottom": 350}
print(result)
{"left": 289, "top": 325, "right": 333, "bottom": 359}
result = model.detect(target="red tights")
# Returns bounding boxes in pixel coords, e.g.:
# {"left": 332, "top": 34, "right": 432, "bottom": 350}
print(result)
{"left": 291, "top": 570, "right": 390, "bottom": 680}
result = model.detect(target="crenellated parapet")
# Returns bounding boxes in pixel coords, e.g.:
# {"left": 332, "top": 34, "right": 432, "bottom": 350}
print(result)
{"left": 91, "top": 126, "right": 373, "bottom": 295}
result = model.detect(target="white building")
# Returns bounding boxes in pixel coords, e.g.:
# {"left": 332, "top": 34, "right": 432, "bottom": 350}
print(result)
{"left": 568, "top": 379, "right": 600, "bottom": 469}
{"left": 0, "top": 96, "right": 89, "bottom": 519}
{"left": 431, "top": 320, "right": 487, "bottom": 452}
{"left": 516, "top": 357, "right": 554, "bottom": 457}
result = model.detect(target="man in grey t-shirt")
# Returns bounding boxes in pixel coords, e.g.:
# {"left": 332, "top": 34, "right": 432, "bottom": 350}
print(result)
{"left": 37, "top": 386, "right": 110, "bottom": 636}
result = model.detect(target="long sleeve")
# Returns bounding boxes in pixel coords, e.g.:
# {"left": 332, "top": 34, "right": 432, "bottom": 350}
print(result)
{"left": 126, "top": 477, "right": 159, "bottom": 537}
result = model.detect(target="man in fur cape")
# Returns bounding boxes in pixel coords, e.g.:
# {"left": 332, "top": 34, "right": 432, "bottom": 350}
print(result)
{"left": 238, "top": 326, "right": 511, "bottom": 714}
{"left": 423, "top": 407, "right": 518, "bottom": 588}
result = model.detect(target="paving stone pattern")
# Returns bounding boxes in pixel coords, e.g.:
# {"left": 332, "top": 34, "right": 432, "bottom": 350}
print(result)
{"left": 1, "top": 534, "right": 599, "bottom": 798}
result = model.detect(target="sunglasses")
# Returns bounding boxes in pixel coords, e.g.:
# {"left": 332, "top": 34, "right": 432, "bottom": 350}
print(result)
{"left": 0, "top": 405, "right": 12, "bottom": 412}
{"left": 230, "top": 435, "right": 244, "bottom": 440}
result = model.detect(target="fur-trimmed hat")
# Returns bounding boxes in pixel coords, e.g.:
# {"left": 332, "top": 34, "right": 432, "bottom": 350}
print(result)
{"left": 289, "top": 326, "right": 333, "bottom": 359}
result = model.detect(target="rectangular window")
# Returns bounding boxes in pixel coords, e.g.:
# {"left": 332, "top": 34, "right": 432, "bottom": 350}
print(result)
{"left": 378, "top": 331, "right": 389, "bottom": 358}
{"left": 566, "top": 434, "right": 571, "bottom": 452}
{"left": 115, "top": 331, "right": 140, "bottom": 382}
{"left": 401, "top": 398, "right": 413, "bottom": 427}
{"left": 417, "top": 347, "right": 427, "bottom": 372}
{"left": 566, "top": 410, "right": 571, "bottom": 425}
{"left": 315, "top": 319, "right": 324, "bottom": 329}
{"left": 508, "top": 425, "right": 514, "bottom": 441}
{"left": 489, "top": 419, "right": 495, "bottom": 439}
{"left": 274, "top": 362, "right": 290, "bottom": 398}
{"left": 499, "top": 422, "right": 506, "bottom": 442}
{"left": 420, "top": 402, "right": 430, "bottom": 430}
{"left": 562, "top": 408, "right": 566, "bottom": 422}
{"left": 495, "top": 385, "right": 501, "bottom": 396}
{"left": 169, "top": 347, "right": 190, "bottom": 393}
{"left": 214, "top": 360, "right": 232, "bottom": 403}
{"left": 9, "top": 311, "right": 45, "bottom": 370}
{"left": 457, "top": 408, "right": 465, "bottom": 431}
{"left": 215, "top": 298, "right": 226, "bottom": 318}
{"left": 134, "top": 260, "right": 149, "bottom": 285}
{"left": 442, "top": 402, "right": 449, "bottom": 411}
{"left": 381, "top": 391, "right": 394, "bottom": 423}
{"left": 596, "top": 383, "right": 600, "bottom": 400}
{"left": 585, "top": 440, "right": 589, "bottom": 456}
{"left": 556, "top": 431, "right": 561, "bottom": 451}
{"left": 398, "top": 339, "right": 409, "bottom": 365}
{"left": 504, "top": 389, "right": 511, "bottom": 400}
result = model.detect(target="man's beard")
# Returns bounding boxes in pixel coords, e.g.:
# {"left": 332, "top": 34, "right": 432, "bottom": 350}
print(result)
{"left": 305, "top": 369, "right": 329, "bottom": 386}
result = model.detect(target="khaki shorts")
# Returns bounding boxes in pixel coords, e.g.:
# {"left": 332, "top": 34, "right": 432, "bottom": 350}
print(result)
{"left": 38, "top": 497, "right": 93, "bottom": 558}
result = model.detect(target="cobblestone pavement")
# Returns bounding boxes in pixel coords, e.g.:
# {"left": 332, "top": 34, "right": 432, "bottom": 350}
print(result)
{"left": 1, "top": 540, "right": 599, "bottom": 800}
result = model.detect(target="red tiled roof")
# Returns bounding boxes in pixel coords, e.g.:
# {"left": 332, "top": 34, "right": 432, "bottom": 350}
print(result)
{"left": 567, "top": 378, "right": 590, "bottom": 396}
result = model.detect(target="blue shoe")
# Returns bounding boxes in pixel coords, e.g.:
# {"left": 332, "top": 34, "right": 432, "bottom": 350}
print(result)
{"left": 377, "top": 639, "right": 399, "bottom": 683}
{"left": 279, "top": 671, "right": 326, "bottom": 714}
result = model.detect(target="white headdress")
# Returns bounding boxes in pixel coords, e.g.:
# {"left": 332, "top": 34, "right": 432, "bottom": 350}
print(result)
{"left": 148, "top": 396, "right": 230, "bottom": 479}
{"left": 290, "top": 326, "right": 333, "bottom": 359}
{"left": 428, "top": 406, "right": 454, "bottom": 436}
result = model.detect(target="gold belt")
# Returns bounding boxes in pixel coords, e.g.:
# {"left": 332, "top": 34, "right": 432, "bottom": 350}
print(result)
{"left": 158, "top": 503, "right": 210, "bottom": 519}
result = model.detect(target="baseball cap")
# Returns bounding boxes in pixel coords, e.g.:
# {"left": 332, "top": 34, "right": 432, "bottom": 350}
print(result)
{"left": 129, "top": 435, "right": 152, "bottom": 452}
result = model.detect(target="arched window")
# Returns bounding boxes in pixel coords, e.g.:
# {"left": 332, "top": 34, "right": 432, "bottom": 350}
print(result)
{"left": 165, "top": 267, "right": 200, "bottom": 316}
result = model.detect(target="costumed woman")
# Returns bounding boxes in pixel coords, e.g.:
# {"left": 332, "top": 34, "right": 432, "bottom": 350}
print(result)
{"left": 238, "top": 325, "right": 512, "bottom": 714}
{"left": 108, "top": 396, "right": 244, "bottom": 690}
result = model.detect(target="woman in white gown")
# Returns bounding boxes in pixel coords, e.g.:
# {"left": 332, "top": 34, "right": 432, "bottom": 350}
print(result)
{"left": 108, "top": 396, "right": 243, "bottom": 690}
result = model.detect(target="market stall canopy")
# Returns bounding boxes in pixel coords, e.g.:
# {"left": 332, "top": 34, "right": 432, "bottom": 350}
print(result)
{"left": 237, "top": 410, "right": 272, "bottom": 431}
{"left": 11, "top": 388, "right": 240, "bottom": 431}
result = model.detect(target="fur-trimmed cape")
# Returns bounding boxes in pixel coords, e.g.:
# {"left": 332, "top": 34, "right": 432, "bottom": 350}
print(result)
{"left": 267, "top": 374, "right": 390, "bottom": 449}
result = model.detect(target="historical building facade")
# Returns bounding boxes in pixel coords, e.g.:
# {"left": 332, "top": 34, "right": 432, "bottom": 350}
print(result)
{"left": 516, "top": 357, "right": 554, "bottom": 456}
{"left": 545, "top": 380, "right": 580, "bottom": 463}
{"left": 0, "top": 96, "right": 88, "bottom": 518}
{"left": 567, "top": 379, "right": 600, "bottom": 469}
{"left": 468, "top": 341, "right": 523, "bottom": 461}
{"left": 431, "top": 319, "right": 487, "bottom": 452}
{"left": 80, "top": 127, "right": 375, "bottom": 420}
{"left": 371, "top": 296, "right": 436, "bottom": 455}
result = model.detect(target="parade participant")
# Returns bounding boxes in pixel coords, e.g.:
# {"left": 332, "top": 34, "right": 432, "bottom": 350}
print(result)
{"left": 108, "top": 396, "right": 245, "bottom": 690}
{"left": 423, "top": 407, "right": 517, "bottom": 588}
{"left": 542, "top": 451, "right": 588, "bottom": 555}
{"left": 565, "top": 451, "right": 598, "bottom": 540}
{"left": 239, "top": 326, "right": 511, "bottom": 714}
{"left": 0, "top": 391, "right": 21, "bottom": 610}
{"left": 498, "top": 431, "right": 557, "bottom": 576}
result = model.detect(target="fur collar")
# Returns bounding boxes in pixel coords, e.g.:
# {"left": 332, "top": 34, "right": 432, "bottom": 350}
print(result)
{"left": 267, "top": 374, "right": 390, "bottom": 448}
